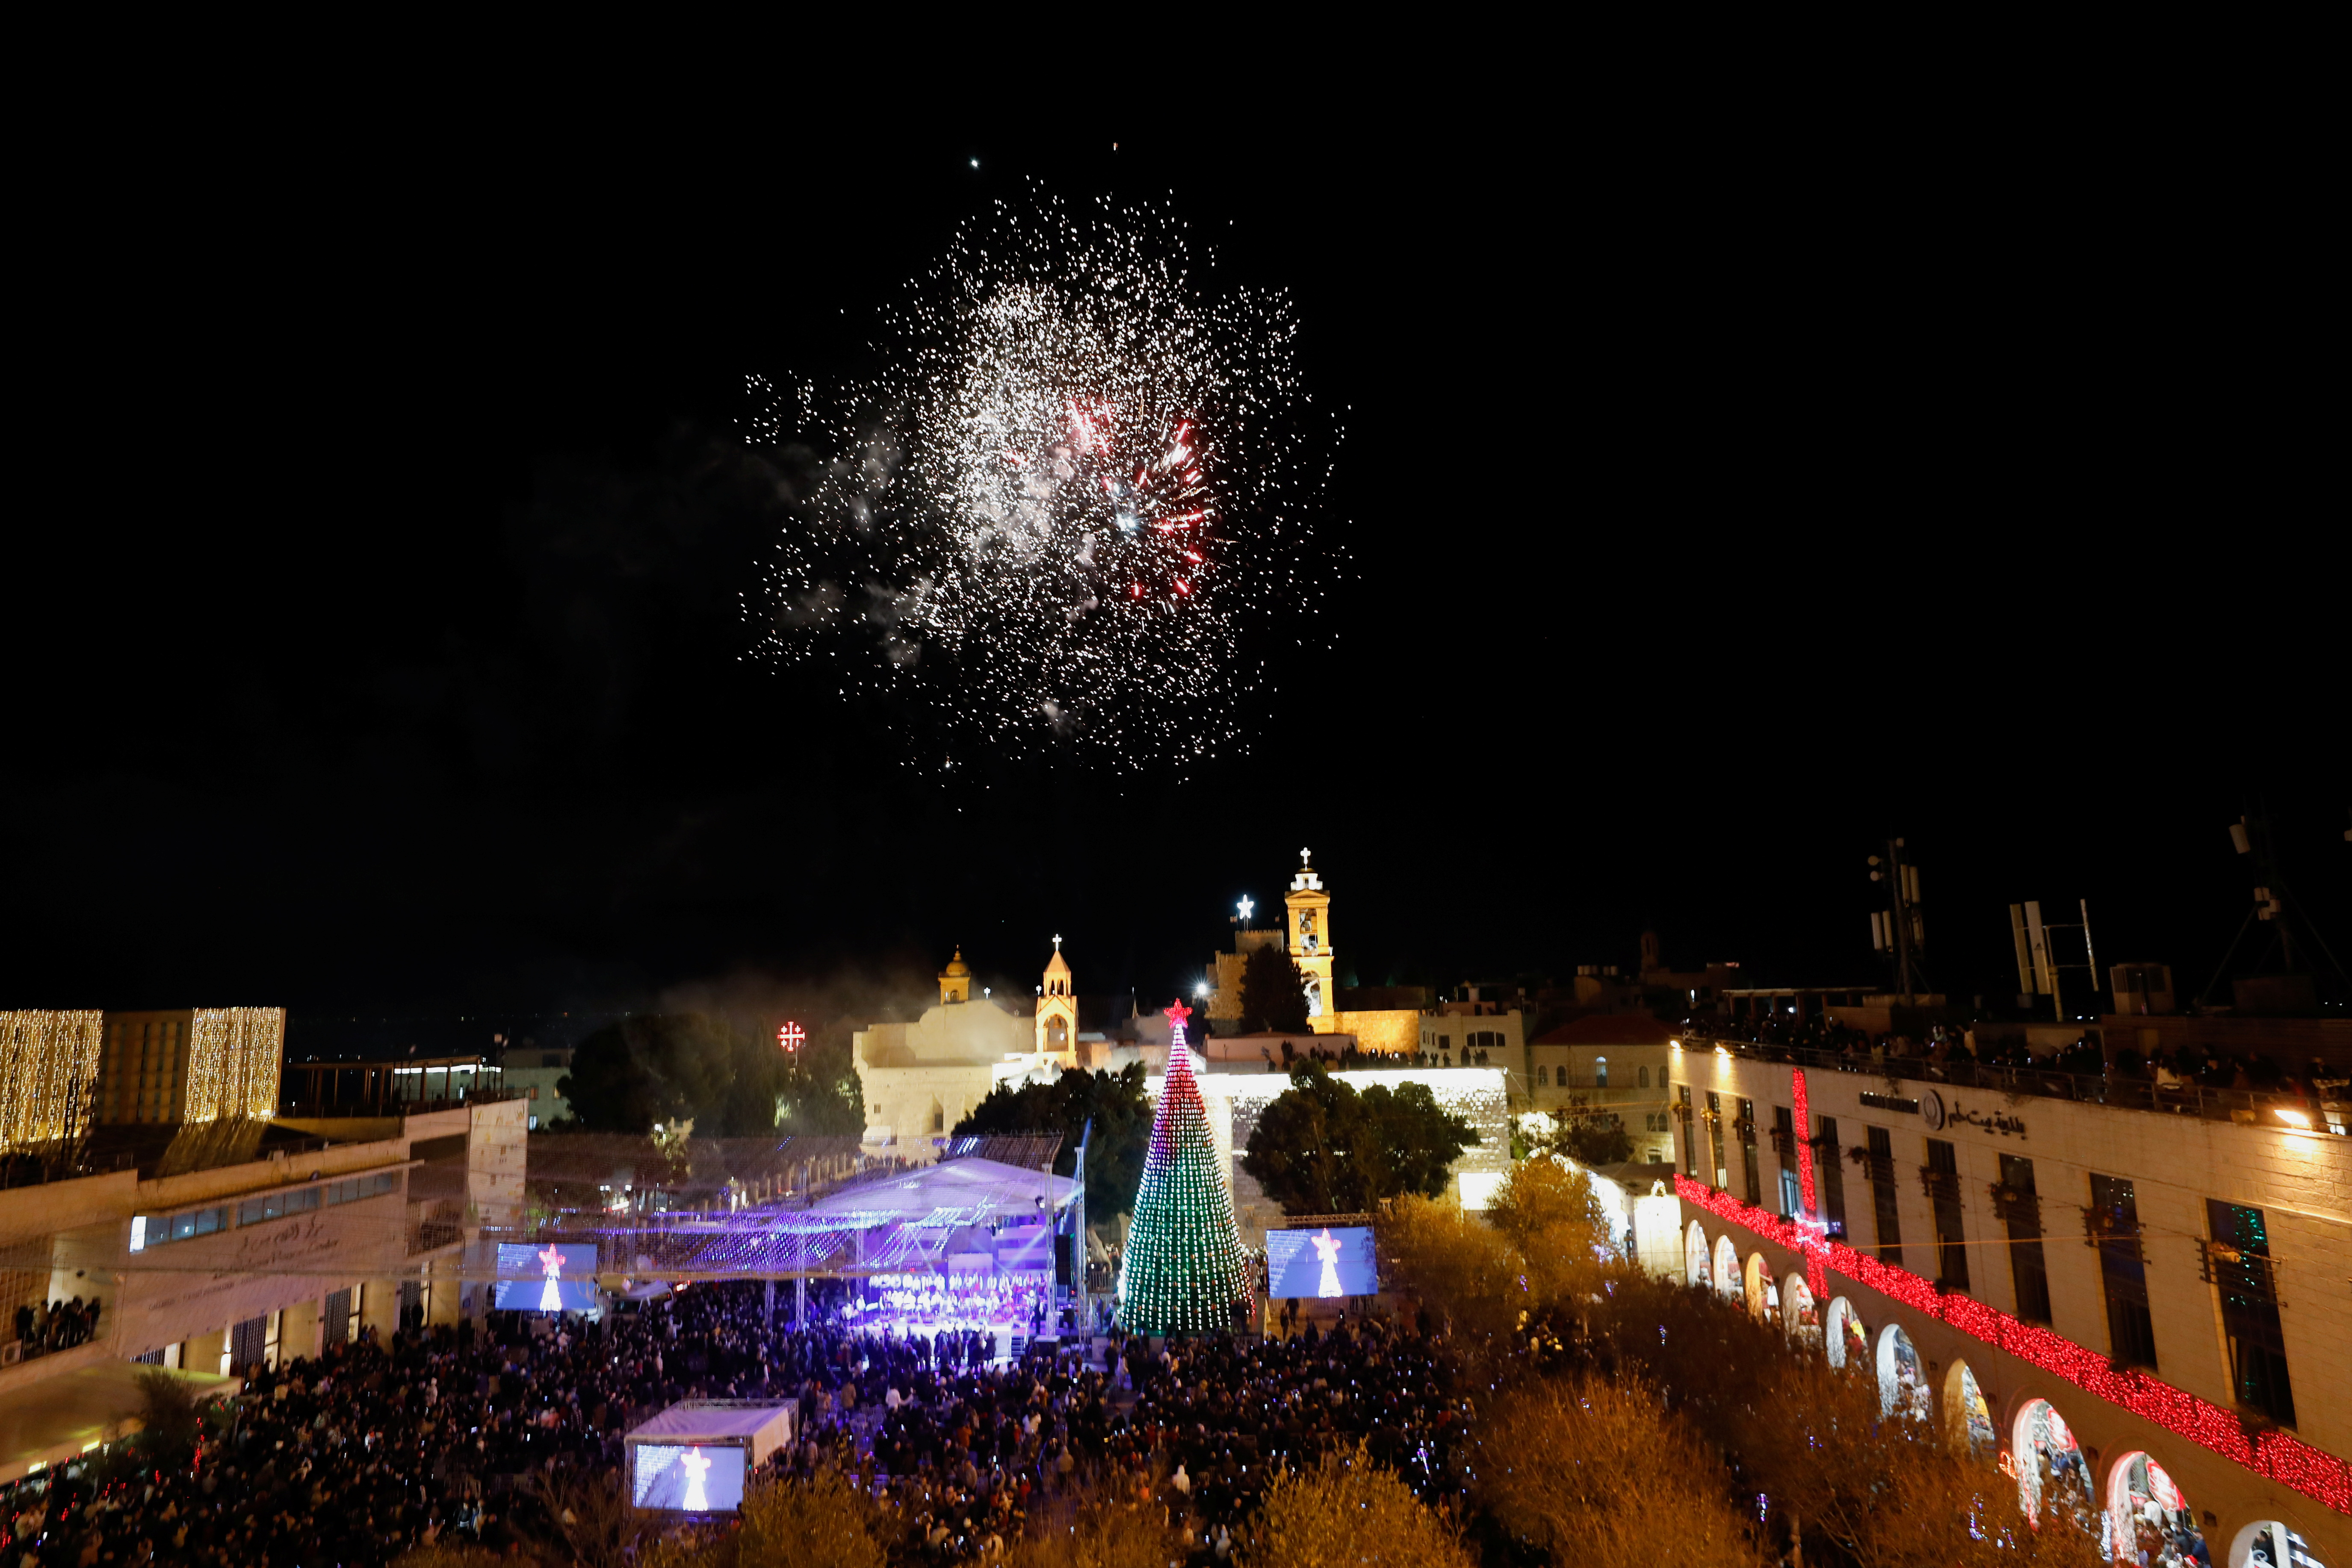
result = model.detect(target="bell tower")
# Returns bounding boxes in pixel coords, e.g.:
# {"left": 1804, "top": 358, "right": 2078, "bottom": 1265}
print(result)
{"left": 1036, "top": 936, "right": 1078, "bottom": 1064}
{"left": 938, "top": 948, "right": 972, "bottom": 1005}
{"left": 1285, "top": 849, "right": 1339, "bottom": 1034}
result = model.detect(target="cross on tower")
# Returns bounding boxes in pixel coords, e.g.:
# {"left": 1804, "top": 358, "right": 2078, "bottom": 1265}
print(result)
{"left": 777, "top": 1021, "right": 807, "bottom": 1053}
{"left": 1300, "top": 847, "right": 1312, "bottom": 866}
{"left": 1053, "top": 934, "right": 1062, "bottom": 952}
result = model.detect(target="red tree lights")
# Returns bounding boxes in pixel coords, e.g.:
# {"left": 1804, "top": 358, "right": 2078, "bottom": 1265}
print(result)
{"left": 1672, "top": 1170, "right": 2352, "bottom": 1515}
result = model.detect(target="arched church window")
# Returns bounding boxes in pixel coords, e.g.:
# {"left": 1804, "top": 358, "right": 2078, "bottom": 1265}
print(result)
{"left": 1596, "top": 1056, "right": 1610, "bottom": 1088}
{"left": 1639, "top": 1065, "right": 1650, "bottom": 1088}
{"left": 1537, "top": 1066, "right": 1549, "bottom": 1087}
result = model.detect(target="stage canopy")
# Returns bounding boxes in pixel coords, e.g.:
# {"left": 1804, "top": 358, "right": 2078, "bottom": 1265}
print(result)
{"left": 803, "top": 1156, "right": 1073, "bottom": 1226}
{"left": 504, "top": 1156, "right": 1078, "bottom": 1283}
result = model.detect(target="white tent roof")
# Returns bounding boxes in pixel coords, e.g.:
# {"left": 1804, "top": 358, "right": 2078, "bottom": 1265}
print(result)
{"left": 803, "top": 1156, "right": 1074, "bottom": 1227}
{"left": 628, "top": 1401, "right": 795, "bottom": 1446}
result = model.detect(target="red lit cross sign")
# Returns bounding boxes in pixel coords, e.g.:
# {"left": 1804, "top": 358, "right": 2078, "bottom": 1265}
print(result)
{"left": 777, "top": 1022, "right": 807, "bottom": 1053}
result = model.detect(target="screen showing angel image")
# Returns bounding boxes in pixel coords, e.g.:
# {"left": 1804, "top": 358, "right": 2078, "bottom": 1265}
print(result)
{"left": 1265, "top": 1226, "right": 1379, "bottom": 1299}
{"left": 632, "top": 1444, "right": 746, "bottom": 1512}
{"left": 492, "top": 1242, "right": 600, "bottom": 1312}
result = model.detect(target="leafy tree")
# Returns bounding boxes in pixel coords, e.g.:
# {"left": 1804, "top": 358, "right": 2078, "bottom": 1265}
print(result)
{"left": 1470, "top": 1374, "right": 1763, "bottom": 1568}
{"left": 953, "top": 1064, "right": 1151, "bottom": 1220}
{"left": 1532, "top": 1098, "right": 1634, "bottom": 1166}
{"left": 1241, "top": 1064, "right": 1477, "bottom": 1214}
{"left": 1484, "top": 1156, "right": 1610, "bottom": 1299}
{"left": 133, "top": 1369, "right": 202, "bottom": 1467}
{"left": 1237, "top": 944, "right": 1311, "bottom": 1034}
{"left": 1378, "top": 1192, "right": 1524, "bottom": 1344}
{"left": 554, "top": 1013, "right": 860, "bottom": 1137}
{"left": 1247, "top": 1441, "right": 1476, "bottom": 1568}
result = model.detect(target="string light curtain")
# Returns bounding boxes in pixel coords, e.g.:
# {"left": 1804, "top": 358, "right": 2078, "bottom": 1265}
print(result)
{"left": 0, "top": 1010, "right": 104, "bottom": 1150}
{"left": 185, "top": 1007, "right": 286, "bottom": 1122}
{"left": 1117, "top": 1001, "right": 1252, "bottom": 1335}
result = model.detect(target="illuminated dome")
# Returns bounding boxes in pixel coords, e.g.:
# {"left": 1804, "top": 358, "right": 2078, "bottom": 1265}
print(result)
{"left": 938, "top": 948, "right": 974, "bottom": 1004}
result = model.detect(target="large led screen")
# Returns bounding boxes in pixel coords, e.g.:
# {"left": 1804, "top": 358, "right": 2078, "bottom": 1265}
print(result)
{"left": 1265, "top": 1225, "right": 1379, "bottom": 1299}
{"left": 493, "top": 1242, "right": 600, "bottom": 1311}
{"left": 632, "top": 1443, "right": 747, "bottom": 1512}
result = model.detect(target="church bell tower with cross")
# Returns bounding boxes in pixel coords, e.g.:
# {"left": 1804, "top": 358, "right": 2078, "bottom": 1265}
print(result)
{"left": 1036, "top": 936, "right": 1079, "bottom": 1066}
{"left": 1285, "top": 849, "right": 1339, "bottom": 1033}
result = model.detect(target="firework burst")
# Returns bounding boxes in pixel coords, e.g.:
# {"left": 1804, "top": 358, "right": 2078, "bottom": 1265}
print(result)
{"left": 748, "top": 189, "right": 1337, "bottom": 768}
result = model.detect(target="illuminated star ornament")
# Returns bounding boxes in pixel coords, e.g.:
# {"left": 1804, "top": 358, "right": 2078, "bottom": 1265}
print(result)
{"left": 1116, "top": 999, "right": 1252, "bottom": 1334}
{"left": 746, "top": 187, "right": 1340, "bottom": 770}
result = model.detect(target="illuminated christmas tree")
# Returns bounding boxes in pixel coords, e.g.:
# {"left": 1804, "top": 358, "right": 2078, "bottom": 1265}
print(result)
{"left": 1117, "top": 1000, "right": 1253, "bottom": 1335}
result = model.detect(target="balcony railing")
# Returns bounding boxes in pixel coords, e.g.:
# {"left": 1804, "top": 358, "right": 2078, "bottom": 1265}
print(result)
{"left": 1677, "top": 1032, "right": 2341, "bottom": 1132}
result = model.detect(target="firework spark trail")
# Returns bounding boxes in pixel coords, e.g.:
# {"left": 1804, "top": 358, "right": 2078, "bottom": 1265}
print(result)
{"left": 746, "top": 189, "right": 1338, "bottom": 769}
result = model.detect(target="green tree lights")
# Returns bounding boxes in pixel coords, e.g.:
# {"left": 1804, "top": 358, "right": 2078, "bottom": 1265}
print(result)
{"left": 1115, "top": 1001, "right": 1252, "bottom": 1335}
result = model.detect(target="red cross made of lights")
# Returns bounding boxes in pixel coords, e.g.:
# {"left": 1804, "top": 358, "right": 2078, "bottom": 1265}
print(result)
{"left": 777, "top": 1022, "right": 807, "bottom": 1053}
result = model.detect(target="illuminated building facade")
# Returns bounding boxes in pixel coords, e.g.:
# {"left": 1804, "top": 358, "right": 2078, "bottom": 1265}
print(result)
{"left": 854, "top": 945, "right": 1067, "bottom": 1157}
{"left": 95, "top": 1008, "right": 285, "bottom": 1126}
{"left": 1668, "top": 1041, "right": 2350, "bottom": 1560}
{"left": 1035, "top": 939, "right": 1078, "bottom": 1066}
{"left": 1147, "top": 1055, "right": 1513, "bottom": 1240}
{"left": 1523, "top": 1014, "right": 1675, "bottom": 1163}
{"left": 0, "top": 1012, "right": 104, "bottom": 1151}
{"left": 1204, "top": 854, "right": 1424, "bottom": 1051}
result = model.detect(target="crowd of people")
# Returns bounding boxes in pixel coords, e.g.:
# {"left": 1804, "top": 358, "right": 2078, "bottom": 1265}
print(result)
{"left": 1265, "top": 1040, "right": 1494, "bottom": 1073}
{"left": 7, "top": 1295, "right": 103, "bottom": 1362}
{"left": 0, "top": 1282, "right": 1464, "bottom": 1565}
{"left": 1684, "top": 1012, "right": 2340, "bottom": 1114}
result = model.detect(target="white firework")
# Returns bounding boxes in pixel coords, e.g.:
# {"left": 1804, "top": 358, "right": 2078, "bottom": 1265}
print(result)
{"left": 748, "top": 189, "right": 1336, "bottom": 768}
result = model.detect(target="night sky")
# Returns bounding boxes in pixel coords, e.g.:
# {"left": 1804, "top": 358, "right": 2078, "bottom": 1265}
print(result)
{"left": 9, "top": 133, "right": 2341, "bottom": 1053}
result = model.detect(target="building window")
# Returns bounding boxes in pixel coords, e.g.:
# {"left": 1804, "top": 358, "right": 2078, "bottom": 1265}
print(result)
{"left": 1999, "top": 1154, "right": 2051, "bottom": 1323}
{"left": 1926, "top": 1139, "right": 1969, "bottom": 1290}
{"left": 1774, "top": 1105, "right": 1799, "bottom": 1216}
{"left": 2090, "top": 1173, "right": 2157, "bottom": 1369}
{"left": 1595, "top": 1056, "right": 1609, "bottom": 1088}
{"left": 2206, "top": 1200, "right": 2294, "bottom": 1426}
{"left": 1677, "top": 1085, "right": 1695, "bottom": 1178}
{"left": 1866, "top": 1126, "right": 1903, "bottom": 1270}
{"left": 1706, "top": 1092, "right": 1728, "bottom": 1189}
{"left": 1536, "top": 1065, "right": 1549, "bottom": 1087}
{"left": 1737, "top": 1097, "right": 1759, "bottom": 1205}
{"left": 1638, "top": 1065, "right": 1649, "bottom": 1088}
{"left": 1817, "top": 1116, "right": 1846, "bottom": 1236}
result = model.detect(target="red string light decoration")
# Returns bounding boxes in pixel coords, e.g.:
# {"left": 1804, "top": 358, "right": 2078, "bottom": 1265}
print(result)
{"left": 1793, "top": 1071, "right": 1827, "bottom": 1302}
{"left": 1673, "top": 1170, "right": 2352, "bottom": 1515}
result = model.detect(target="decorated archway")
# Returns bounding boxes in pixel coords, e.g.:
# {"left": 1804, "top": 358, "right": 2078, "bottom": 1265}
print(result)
{"left": 2009, "top": 1397, "right": 2097, "bottom": 1535}
{"left": 1781, "top": 1271, "right": 1819, "bottom": 1347}
{"left": 1942, "top": 1360, "right": 1995, "bottom": 1458}
{"left": 1823, "top": 1296, "right": 1863, "bottom": 1369}
{"left": 1875, "top": 1322, "right": 1929, "bottom": 1422}
{"left": 2228, "top": 1519, "right": 2327, "bottom": 1568}
{"left": 1686, "top": 1221, "right": 1711, "bottom": 1288}
{"left": 2106, "top": 1450, "right": 2205, "bottom": 1568}
{"left": 1712, "top": 1234, "right": 1739, "bottom": 1302}
{"left": 1742, "top": 1252, "right": 1775, "bottom": 1323}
